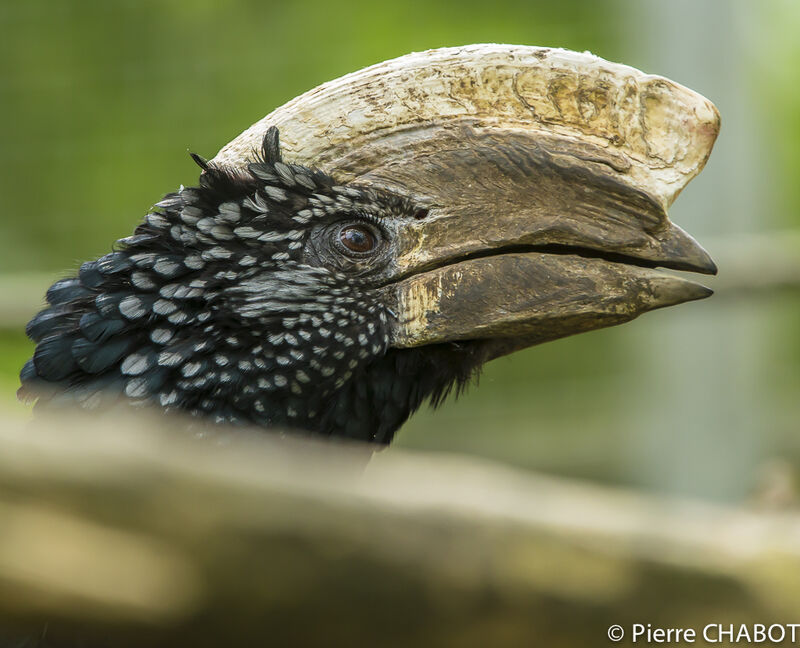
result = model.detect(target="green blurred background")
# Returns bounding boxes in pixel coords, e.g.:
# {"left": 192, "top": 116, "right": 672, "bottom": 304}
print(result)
{"left": 1, "top": 0, "right": 798, "bottom": 502}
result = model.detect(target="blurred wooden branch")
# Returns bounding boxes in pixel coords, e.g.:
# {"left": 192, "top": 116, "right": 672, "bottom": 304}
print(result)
{"left": 2, "top": 230, "right": 799, "bottom": 330}
{"left": 0, "top": 411, "right": 799, "bottom": 647}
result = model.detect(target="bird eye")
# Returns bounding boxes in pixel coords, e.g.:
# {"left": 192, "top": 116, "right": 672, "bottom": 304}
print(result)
{"left": 339, "top": 224, "right": 377, "bottom": 254}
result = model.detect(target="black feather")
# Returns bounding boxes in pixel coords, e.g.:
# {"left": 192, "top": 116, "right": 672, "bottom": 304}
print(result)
{"left": 46, "top": 278, "right": 91, "bottom": 305}
{"left": 261, "top": 126, "right": 282, "bottom": 164}
{"left": 71, "top": 336, "right": 132, "bottom": 374}
{"left": 97, "top": 252, "right": 133, "bottom": 275}
{"left": 79, "top": 312, "right": 126, "bottom": 342}
{"left": 19, "top": 357, "right": 37, "bottom": 383}
{"left": 33, "top": 335, "right": 78, "bottom": 381}
{"left": 26, "top": 308, "right": 69, "bottom": 342}
{"left": 132, "top": 366, "right": 170, "bottom": 395}
{"left": 95, "top": 292, "right": 126, "bottom": 318}
{"left": 189, "top": 152, "right": 210, "bottom": 170}
{"left": 79, "top": 260, "right": 104, "bottom": 289}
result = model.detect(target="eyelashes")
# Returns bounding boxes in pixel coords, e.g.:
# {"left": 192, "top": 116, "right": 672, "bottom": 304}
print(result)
{"left": 350, "top": 210, "right": 385, "bottom": 230}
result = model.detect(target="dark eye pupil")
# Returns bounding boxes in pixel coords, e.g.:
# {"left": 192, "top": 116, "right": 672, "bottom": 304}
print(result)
{"left": 340, "top": 226, "right": 375, "bottom": 253}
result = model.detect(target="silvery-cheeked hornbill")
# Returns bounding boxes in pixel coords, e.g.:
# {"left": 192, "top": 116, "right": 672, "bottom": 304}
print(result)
{"left": 18, "top": 45, "right": 720, "bottom": 444}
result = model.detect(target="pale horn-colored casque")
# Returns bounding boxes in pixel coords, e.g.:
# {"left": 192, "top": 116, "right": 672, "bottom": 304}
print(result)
{"left": 213, "top": 44, "right": 719, "bottom": 210}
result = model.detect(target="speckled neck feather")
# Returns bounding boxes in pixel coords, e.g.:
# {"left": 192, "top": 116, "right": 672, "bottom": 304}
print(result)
{"left": 20, "top": 129, "right": 486, "bottom": 443}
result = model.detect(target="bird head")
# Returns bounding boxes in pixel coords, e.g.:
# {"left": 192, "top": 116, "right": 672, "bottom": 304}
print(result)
{"left": 20, "top": 45, "right": 719, "bottom": 443}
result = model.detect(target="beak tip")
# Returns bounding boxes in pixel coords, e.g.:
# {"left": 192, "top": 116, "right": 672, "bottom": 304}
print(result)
{"left": 660, "top": 224, "right": 717, "bottom": 276}
{"left": 647, "top": 275, "right": 714, "bottom": 311}
{"left": 695, "top": 250, "right": 718, "bottom": 276}
{"left": 694, "top": 284, "right": 715, "bottom": 300}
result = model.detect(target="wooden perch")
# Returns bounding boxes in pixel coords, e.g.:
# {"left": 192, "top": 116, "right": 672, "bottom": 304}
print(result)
{"left": 0, "top": 411, "right": 799, "bottom": 647}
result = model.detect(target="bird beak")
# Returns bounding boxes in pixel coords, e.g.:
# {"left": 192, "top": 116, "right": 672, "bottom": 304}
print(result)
{"left": 388, "top": 250, "right": 713, "bottom": 354}
{"left": 377, "top": 124, "right": 718, "bottom": 352}
{"left": 212, "top": 45, "right": 720, "bottom": 354}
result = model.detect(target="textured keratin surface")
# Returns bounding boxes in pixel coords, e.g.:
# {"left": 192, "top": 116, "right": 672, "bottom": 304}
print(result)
{"left": 214, "top": 44, "right": 720, "bottom": 209}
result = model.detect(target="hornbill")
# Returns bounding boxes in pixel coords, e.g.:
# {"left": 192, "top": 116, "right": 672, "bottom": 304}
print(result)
{"left": 18, "top": 45, "right": 719, "bottom": 444}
